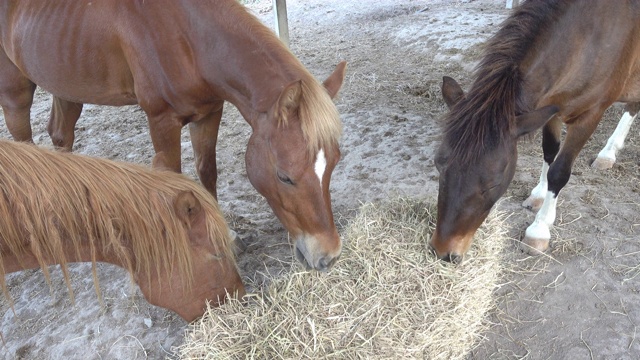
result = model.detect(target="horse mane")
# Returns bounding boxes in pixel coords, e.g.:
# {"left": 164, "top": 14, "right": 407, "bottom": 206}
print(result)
{"left": 296, "top": 77, "right": 343, "bottom": 156}
{"left": 272, "top": 69, "right": 343, "bottom": 157}
{"left": 443, "top": 0, "right": 567, "bottom": 165}
{"left": 225, "top": 0, "right": 343, "bottom": 156}
{"left": 0, "top": 140, "right": 232, "bottom": 303}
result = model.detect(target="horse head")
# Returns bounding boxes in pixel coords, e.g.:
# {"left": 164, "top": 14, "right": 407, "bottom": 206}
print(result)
{"left": 136, "top": 191, "right": 245, "bottom": 322}
{"left": 430, "top": 77, "right": 558, "bottom": 263}
{"left": 245, "top": 62, "right": 346, "bottom": 272}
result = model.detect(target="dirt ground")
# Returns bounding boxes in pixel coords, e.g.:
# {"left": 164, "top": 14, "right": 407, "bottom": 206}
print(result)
{"left": 1, "top": 0, "right": 639, "bottom": 359}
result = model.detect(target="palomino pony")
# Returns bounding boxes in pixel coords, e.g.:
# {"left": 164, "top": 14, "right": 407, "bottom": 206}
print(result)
{"left": 432, "top": 0, "right": 640, "bottom": 263}
{"left": 0, "top": 0, "right": 346, "bottom": 271}
{"left": 0, "top": 140, "right": 244, "bottom": 322}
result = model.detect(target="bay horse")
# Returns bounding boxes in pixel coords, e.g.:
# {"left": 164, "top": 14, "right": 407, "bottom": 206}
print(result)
{"left": 0, "top": 0, "right": 346, "bottom": 271}
{"left": 0, "top": 140, "right": 244, "bottom": 322}
{"left": 432, "top": 0, "right": 640, "bottom": 263}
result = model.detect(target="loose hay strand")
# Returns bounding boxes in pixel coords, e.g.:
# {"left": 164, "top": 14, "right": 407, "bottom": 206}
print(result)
{"left": 178, "top": 198, "right": 509, "bottom": 359}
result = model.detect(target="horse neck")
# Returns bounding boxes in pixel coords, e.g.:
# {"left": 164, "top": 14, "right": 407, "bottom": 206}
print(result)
{"left": 216, "top": 49, "right": 305, "bottom": 124}
{"left": 191, "top": 1, "right": 308, "bottom": 123}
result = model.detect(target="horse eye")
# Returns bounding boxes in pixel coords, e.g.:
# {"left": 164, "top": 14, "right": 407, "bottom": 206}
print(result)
{"left": 277, "top": 171, "right": 295, "bottom": 185}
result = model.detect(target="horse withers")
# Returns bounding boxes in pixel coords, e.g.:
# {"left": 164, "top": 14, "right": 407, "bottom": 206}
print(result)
{"left": 0, "top": 0, "right": 345, "bottom": 271}
{"left": 0, "top": 140, "right": 244, "bottom": 322}
{"left": 431, "top": 0, "right": 640, "bottom": 263}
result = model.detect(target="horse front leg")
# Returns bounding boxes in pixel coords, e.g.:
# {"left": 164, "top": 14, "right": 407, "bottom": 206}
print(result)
{"left": 523, "top": 117, "right": 562, "bottom": 211}
{"left": 522, "top": 109, "right": 603, "bottom": 254}
{"left": 0, "top": 50, "right": 36, "bottom": 143}
{"left": 148, "top": 112, "right": 183, "bottom": 173}
{"left": 188, "top": 101, "right": 223, "bottom": 199}
{"left": 591, "top": 102, "right": 639, "bottom": 170}
{"left": 47, "top": 96, "right": 83, "bottom": 151}
{"left": 187, "top": 103, "right": 244, "bottom": 252}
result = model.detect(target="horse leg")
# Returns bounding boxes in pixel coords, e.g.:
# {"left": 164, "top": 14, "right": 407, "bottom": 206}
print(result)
{"left": 148, "top": 113, "right": 183, "bottom": 173}
{"left": 187, "top": 102, "right": 244, "bottom": 253}
{"left": 522, "top": 109, "right": 603, "bottom": 254}
{"left": 522, "top": 117, "right": 562, "bottom": 211}
{"left": 188, "top": 101, "right": 224, "bottom": 199}
{"left": 47, "top": 96, "right": 83, "bottom": 151}
{"left": 591, "top": 102, "right": 639, "bottom": 170}
{"left": 0, "top": 51, "right": 36, "bottom": 142}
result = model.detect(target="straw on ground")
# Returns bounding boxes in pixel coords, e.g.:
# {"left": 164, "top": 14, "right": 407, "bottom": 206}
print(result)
{"left": 178, "top": 198, "right": 509, "bottom": 359}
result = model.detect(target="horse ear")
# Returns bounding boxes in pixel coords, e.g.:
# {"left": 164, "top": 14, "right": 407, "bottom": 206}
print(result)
{"left": 323, "top": 61, "right": 347, "bottom": 99}
{"left": 277, "top": 80, "right": 302, "bottom": 118}
{"left": 515, "top": 105, "right": 560, "bottom": 137}
{"left": 441, "top": 76, "right": 465, "bottom": 109}
{"left": 174, "top": 190, "right": 203, "bottom": 226}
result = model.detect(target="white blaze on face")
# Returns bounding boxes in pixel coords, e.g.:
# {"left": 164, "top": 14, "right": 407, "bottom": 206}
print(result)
{"left": 314, "top": 149, "right": 327, "bottom": 186}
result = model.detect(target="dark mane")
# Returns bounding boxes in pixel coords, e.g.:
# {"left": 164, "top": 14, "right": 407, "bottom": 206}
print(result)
{"left": 443, "top": 0, "right": 568, "bottom": 164}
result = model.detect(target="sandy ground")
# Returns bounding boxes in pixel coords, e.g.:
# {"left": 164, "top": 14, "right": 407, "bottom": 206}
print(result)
{"left": 1, "top": 0, "right": 639, "bottom": 359}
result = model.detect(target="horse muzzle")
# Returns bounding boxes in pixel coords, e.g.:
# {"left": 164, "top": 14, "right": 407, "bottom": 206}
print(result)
{"left": 294, "top": 234, "right": 341, "bottom": 272}
{"left": 427, "top": 243, "right": 464, "bottom": 264}
{"left": 428, "top": 232, "right": 473, "bottom": 265}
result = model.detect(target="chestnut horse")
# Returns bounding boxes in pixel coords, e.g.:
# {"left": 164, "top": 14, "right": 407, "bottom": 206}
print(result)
{"left": 432, "top": 0, "right": 640, "bottom": 262}
{"left": 0, "top": 0, "right": 346, "bottom": 271}
{"left": 0, "top": 140, "right": 244, "bottom": 322}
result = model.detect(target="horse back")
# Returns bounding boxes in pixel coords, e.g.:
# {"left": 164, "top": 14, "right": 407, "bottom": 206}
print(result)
{"left": 520, "top": 0, "right": 640, "bottom": 110}
{"left": 0, "top": 0, "right": 219, "bottom": 108}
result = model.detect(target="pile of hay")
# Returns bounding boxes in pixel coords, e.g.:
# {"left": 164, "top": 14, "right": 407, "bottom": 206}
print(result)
{"left": 177, "top": 198, "right": 508, "bottom": 359}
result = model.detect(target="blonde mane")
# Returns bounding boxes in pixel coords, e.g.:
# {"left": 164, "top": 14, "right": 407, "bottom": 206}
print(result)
{"left": 298, "top": 77, "right": 343, "bottom": 156}
{"left": 273, "top": 67, "right": 343, "bottom": 157}
{"left": 0, "top": 140, "right": 232, "bottom": 303}
{"left": 226, "top": 0, "right": 343, "bottom": 156}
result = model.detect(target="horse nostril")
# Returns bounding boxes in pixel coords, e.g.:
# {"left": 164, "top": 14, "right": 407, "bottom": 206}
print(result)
{"left": 441, "top": 253, "right": 463, "bottom": 265}
{"left": 318, "top": 257, "right": 330, "bottom": 272}
{"left": 317, "top": 255, "right": 339, "bottom": 272}
{"left": 428, "top": 240, "right": 462, "bottom": 264}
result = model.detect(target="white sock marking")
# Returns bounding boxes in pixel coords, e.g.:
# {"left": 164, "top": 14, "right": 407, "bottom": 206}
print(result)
{"left": 536, "top": 190, "right": 558, "bottom": 226}
{"left": 530, "top": 161, "right": 549, "bottom": 200}
{"left": 596, "top": 111, "right": 637, "bottom": 163}
{"left": 525, "top": 191, "right": 558, "bottom": 242}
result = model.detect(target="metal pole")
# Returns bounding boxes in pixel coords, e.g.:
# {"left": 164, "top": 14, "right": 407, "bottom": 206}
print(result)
{"left": 273, "top": 0, "right": 290, "bottom": 48}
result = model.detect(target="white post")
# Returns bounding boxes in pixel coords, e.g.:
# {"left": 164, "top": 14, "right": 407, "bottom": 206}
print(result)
{"left": 506, "top": 0, "right": 520, "bottom": 9}
{"left": 273, "top": 0, "right": 290, "bottom": 48}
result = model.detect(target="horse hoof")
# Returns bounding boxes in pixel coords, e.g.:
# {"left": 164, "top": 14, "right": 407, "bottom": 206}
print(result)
{"left": 591, "top": 157, "right": 615, "bottom": 170}
{"left": 522, "top": 196, "right": 544, "bottom": 211}
{"left": 521, "top": 235, "right": 549, "bottom": 255}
